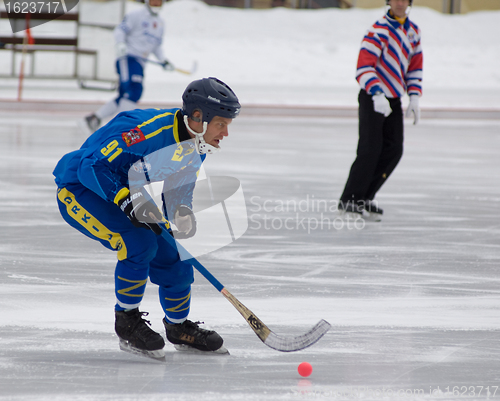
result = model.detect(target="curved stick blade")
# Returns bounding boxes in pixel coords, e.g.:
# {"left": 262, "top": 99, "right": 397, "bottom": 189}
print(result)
{"left": 160, "top": 226, "right": 331, "bottom": 352}
{"left": 264, "top": 319, "right": 331, "bottom": 352}
{"left": 221, "top": 288, "right": 330, "bottom": 352}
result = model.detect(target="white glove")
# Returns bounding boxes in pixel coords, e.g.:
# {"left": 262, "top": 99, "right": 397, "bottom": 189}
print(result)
{"left": 115, "top": 42, "right": 127, "bottom": 59}
{"left": 372, "top": 92, "right": 392, "bottom": 117}
{"left": 406, "top": 95, "right": 421, "bottom": 125}
{"left": 173, "top": 205, "right": 196, "bottom": 239}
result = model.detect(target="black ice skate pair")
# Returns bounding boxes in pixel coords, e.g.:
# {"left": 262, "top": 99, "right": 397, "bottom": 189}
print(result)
{"left": 115, "top": 308, "right": 225, "bottom": 359}
{"left": 338, "top": 200, "right": 383, "bottom": 222}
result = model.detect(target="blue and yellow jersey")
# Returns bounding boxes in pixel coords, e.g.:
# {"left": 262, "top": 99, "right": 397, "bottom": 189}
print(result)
{"left": 53, "top": 108, "right": 205, "bottom": 213}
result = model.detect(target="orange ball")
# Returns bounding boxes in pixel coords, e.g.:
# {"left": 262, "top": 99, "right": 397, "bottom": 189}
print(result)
{"left": 297, "top": 362, "right": 313, "bottom": 377}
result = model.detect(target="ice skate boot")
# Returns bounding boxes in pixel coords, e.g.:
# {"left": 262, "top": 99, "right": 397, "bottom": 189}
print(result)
{"left": 85, "top": 114, "right": 101, "bottom": 132}
{"left": 77, "top": 113, "right": 100, "bottom": 135}
{"left": 338, "top": 201, "right": 364, "bottom": 221}
{"left": 115, "top": 309, "right": 165, "bottom": 359}
{"left": 363, "top": 200, "right": 383, "bottom": 222}
{"left": 163, "top": 319, "right": 227, "bottom": 354}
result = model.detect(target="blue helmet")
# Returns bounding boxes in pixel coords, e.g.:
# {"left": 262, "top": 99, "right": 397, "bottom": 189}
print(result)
{"left": 182, "top": 77, "right": 241, "bottom": 124}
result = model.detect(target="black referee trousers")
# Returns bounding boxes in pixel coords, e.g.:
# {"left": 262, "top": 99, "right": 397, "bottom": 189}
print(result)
{"left": 340, "top": 89, "right": 404, "bottom": 205}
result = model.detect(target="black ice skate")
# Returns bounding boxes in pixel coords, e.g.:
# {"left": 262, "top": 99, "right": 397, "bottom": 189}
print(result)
{"left": 115, "top": 309, "right": 165, "bottom": 359}
{"left": 78, "top": 114, "right": 101, "bottom": 136}
{"left": 85, "top": 114, "right": 101, "bottom": 133}
{"left": 163, "top": 319, "right": 227, "bottom": 354}
{"left": 363, "top": 200, "right": 383, "bottom": 222}
{"left": 338, "top": 200, "right": 364, "bottom": 220}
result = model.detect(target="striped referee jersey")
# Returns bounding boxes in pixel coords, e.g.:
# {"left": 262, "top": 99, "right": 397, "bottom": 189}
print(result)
{"left": 356, "top": 11, "right": 423, "bottom": 99}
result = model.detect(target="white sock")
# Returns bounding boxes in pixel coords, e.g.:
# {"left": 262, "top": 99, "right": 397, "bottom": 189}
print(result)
{"left": 95, "top": 99, "right": 119, "bottom": 120}
{"left": 117, "top": 98, "right": 137, "bottom": 114}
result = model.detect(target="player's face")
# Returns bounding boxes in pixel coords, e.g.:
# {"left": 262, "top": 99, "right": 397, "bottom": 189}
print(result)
{"left": 388, "top": 0, "right": 409, "bottom": 18}
{"left": 149, "top": 0, "right": 163, "bottom": 7}
{"left": 203, "top": 116, "right": 232, "bottom": 149}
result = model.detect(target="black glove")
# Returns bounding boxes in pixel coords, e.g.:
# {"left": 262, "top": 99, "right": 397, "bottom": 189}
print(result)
{"left": 117, "top": 190, "right": 162, "bottom": 235}
{"left": 162, "top": 59, "right": 174, "bottom": 71}
{"left": 173, "top": 205, "right": 196, "bottom": 239}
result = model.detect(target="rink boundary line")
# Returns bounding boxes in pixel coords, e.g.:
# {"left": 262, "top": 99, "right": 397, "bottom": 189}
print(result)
{"left": 1, "top": 99, "right": 499, "bottom": 120}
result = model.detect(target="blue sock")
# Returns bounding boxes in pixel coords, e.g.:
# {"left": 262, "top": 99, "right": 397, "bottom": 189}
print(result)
{"left": 159, "top": 286, "right": 191, "bottom": 324}
{"left": 114, "top": 263, "right": 148, "bottom": 311}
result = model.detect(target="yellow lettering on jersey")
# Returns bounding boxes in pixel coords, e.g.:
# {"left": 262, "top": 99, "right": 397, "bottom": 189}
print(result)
{"left": 171, "top": 144, "right": 194, "bottom": 162}
{"left": 100, "top": 112, "right": 176, "bottom": 164}
{"left": 117, "top": 276, "right": 147, "bottom": 298}
{"left": 107, "top": 148, "right": 123, "bottom": 162}
{"left": 57, "top": 188, "right": 128, "bottom": 260}
{"left": 101, "top": 140, "right": 118, "bottom": 156}
{"left": 101, "top": 140, "right": 123, "bottom": 163}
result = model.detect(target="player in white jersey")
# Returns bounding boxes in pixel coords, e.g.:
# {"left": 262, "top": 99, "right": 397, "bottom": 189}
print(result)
{"left": 82, "top": 0, "right": 174, "bottom": 134}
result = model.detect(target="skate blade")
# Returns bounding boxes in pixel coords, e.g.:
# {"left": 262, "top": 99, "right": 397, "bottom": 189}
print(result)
{"left": 362, "top": 211, "right": 382, "bottom": 222}
{"left": 339, "top": 210, "right": 364, "bottom": 221}
{"left": 119, "top": 340, "right": 166, "bottom": 361}
{"left": 174, "top": 344, "right": 230, "bottom": 355}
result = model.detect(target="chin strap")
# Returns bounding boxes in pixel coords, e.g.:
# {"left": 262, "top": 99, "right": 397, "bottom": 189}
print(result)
{"left": 183, "top": 115, "right": 220, "bottom": 155}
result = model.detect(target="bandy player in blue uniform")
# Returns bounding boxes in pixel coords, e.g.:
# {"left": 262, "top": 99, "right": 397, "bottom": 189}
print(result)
{"left": 83, "top": 0, "right": 174, "bottom": 134}
{"left": 54, "top": 78, "right": 241, "bottom": 358}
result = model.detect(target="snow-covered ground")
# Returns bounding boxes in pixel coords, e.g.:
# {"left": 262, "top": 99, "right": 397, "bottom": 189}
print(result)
{"left": 0, "top": 0, "right": 499, "bottom": 110}
{"left": 1, "top": 1, "right": 500, "bottom": 400}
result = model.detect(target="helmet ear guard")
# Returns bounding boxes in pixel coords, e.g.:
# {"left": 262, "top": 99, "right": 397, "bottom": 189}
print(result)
{"left": 189, "top": 109, "right": 202, "bottom": 123}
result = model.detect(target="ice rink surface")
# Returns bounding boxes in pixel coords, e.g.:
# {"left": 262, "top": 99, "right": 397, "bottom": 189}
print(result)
{"left": 1, "top": 104, "right": 500, "bottom": 401}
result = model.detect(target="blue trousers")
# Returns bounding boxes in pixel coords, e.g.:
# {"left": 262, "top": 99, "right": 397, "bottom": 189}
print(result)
{"left": 56, "top": 184, "right": 193, "bottom": 322}
{"left": 116, "top": 56, "right": 144, "bottom": 103}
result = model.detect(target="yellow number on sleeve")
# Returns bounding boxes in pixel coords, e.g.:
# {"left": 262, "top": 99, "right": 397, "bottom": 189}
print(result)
{"left": 101, "top": 140, "right": 123, "bottom": 162}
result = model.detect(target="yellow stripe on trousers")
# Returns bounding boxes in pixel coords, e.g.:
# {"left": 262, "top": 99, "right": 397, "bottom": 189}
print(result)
{"left": 57, "top": 187, "right": 128, "bottom": 261}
